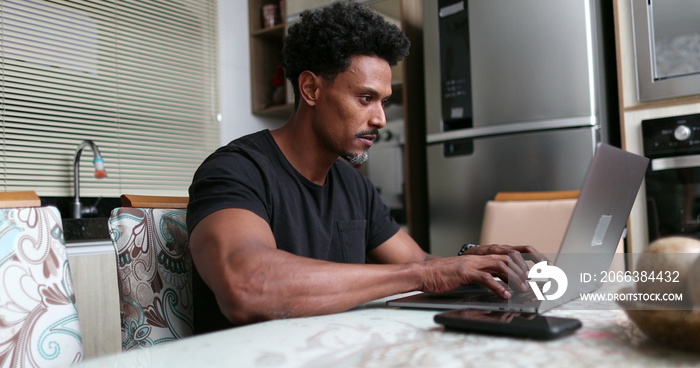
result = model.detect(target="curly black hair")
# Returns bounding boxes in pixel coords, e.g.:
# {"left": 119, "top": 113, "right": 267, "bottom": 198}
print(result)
{"left": 282, "top": 0, "right": 410, "bottom": 108}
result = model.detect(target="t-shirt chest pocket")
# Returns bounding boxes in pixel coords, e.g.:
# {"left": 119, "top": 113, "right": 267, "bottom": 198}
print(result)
{"left": 336, "top": 220, "right": 367, "bottom": 264}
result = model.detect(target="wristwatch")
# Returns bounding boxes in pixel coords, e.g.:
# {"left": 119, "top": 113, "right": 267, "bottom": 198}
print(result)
{"left": 457, "top": 243, "right": 479, "bottom": 256}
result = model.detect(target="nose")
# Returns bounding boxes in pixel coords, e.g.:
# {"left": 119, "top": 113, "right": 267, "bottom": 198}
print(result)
{"left": 369, "top": 104, "right": 387, "bottom": 129}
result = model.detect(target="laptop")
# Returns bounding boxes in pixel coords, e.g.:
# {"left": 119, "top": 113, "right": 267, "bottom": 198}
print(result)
{"left": 387, "top": 143, "right": 649, "bottom": 313}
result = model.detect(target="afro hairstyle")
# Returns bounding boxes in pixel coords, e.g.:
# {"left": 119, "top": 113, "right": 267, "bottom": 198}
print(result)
{"left": 282, "top": 0, "right": 410, "bottom": 108}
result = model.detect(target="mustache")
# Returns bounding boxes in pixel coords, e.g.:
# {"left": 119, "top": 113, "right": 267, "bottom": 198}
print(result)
{"left": 355, "top": 130, "right": 379, "bottom": 137}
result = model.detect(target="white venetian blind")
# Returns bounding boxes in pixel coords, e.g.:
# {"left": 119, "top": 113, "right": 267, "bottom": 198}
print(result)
{"left": 0, "top": 0, "right": 219, "bottom": 197}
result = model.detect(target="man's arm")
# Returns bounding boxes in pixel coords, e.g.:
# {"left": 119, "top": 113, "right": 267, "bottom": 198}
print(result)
{"left": 368, "top": 228, "right": 547, "bottom": 290}
{"left": 190, "top": 208, "right": 424, "bottom": 324}
{"left": 367, "top": 228, "right": 440, "bottom": 263}
{"left": 190, "top": 208, "right": 532, "bottom": 325}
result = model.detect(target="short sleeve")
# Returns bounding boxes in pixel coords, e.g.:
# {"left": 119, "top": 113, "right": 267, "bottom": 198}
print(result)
{"left": 187, "top": 148, "right": 271, "bottom": 233}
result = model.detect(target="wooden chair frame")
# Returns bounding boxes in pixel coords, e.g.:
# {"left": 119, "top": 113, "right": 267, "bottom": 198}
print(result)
{"left": 120, "top": 194, "right": 188, "bottom": 209}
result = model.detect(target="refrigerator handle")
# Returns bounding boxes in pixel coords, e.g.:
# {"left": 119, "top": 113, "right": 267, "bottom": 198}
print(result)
{"left": 426, "top": 116, "right": 595, "bottom": 145}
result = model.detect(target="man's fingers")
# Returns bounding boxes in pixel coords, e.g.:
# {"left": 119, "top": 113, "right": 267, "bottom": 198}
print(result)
{"left": 482, "top": 253, "right": 529, "bottom": 292}
{"left": 506, "top": 261, "right": 529, "bottom": 292}
{"left": 482, "top": 255, "right": 529, "bottom": 294}
{"left": 477, "top": 272, "right": 512, "bottom": 299}
{"left": 511, "top": 245, "right": 551, "bottom": 264}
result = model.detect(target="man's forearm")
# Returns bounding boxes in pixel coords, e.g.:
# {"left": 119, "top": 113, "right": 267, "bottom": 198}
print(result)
{"left": 424, "top": 253, "right": 442, "bottom": 261}
{"left": 206, "top": 246, "right": 425, "bottom": 325}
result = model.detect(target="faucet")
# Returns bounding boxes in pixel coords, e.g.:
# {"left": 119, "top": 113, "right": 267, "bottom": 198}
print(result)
{"left": 72, "top": 140, "right": 107, "bottom": 219}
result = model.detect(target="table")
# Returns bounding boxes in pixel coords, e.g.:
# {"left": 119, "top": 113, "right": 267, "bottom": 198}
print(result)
{"left": 75, "top": 292, "right": 700, "bottom": 368}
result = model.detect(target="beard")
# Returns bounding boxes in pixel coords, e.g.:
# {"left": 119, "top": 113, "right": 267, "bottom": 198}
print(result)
{"left": 340, "top": 129, "right": 378, "bottom": 166}
{"left": 341, "top": 150, "right": 369, "bottom": 166}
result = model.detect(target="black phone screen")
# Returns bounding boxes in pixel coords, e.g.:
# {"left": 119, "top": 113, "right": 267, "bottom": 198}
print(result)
{"left": 434, "top": 309, "right": 582, "bottom": 340}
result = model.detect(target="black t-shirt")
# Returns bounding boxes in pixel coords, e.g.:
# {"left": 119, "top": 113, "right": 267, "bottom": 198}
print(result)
{"left": 187, "top": 130, "right": 400, "bottom": 332}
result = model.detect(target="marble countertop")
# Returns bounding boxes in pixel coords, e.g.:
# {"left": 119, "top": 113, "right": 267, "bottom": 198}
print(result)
{"left": 74, "top": 291, "right": 700, "bottom": 368}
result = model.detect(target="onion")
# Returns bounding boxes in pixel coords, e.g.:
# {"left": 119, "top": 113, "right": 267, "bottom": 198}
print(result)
{"left": 636, "top": 236, "right": 700, "bottom": 304}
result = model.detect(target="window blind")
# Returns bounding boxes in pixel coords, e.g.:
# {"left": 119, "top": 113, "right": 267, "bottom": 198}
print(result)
{"left": 0, "top": 0, "right": 219, "bottom": 197}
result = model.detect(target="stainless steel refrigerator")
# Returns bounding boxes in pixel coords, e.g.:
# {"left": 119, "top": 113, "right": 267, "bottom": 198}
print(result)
{"left": 423, "top": 0, "right": 618, "bottom": 256}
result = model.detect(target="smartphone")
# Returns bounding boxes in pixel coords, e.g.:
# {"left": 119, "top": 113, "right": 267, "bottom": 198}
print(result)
{"left": 434, "top": 309, "right": 582, "bottom": 340}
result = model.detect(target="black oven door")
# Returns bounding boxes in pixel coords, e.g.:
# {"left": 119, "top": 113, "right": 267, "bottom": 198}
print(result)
{"left": 646, "top": 155, "right": 700, "bottom": 241}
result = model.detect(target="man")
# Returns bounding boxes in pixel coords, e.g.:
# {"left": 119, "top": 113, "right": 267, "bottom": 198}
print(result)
{"left": 187, "top": 0, "right": 543, "bottom": 334}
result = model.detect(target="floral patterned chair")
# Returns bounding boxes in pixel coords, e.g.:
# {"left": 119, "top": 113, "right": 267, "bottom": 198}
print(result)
{"left": 107, "top": 195, "right": 192, "bottom": 351}
{"left": 0, "top": 191, "right": 84, "bottom": 367}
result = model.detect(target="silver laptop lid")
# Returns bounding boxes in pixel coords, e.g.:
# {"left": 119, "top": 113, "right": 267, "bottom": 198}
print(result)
{"left": 538, "top": 143, "right": 649, "bottom": 311}
{"left": 385, "top": 143, "right": 648, "bottom": 312}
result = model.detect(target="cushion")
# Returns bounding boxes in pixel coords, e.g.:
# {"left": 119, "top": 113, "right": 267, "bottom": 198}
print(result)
{"left": 0, "top": 206, "right": 83, "bottom": 366}
{"left": 108, "top": 208, "right": 192, "bottom": 350}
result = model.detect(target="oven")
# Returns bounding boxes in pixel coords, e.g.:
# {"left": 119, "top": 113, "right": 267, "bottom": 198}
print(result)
{"left": 643, "top": 113, "right": 700, "bottom": 241}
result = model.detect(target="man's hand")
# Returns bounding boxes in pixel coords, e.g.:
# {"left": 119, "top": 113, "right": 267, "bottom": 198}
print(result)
{"left": 418, "top": 244, "right": 549, "bottom": 297}
{"left": 464, "top": 244, "right": 550, "bottom": 278}
{"left": 418, "top": 254, "right": 516, "bottom": 298}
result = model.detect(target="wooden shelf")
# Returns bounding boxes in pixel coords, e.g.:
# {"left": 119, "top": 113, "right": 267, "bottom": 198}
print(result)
{"left": 249, "top": 0, "right": 290, "bottom": 116}
{"left": 251, "top": 23, "right": 285, "bottom": 38}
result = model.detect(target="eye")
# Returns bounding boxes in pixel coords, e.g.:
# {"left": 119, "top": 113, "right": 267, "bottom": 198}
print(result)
{"left": 360, "top": 95, "right": 372, "bottom": 104}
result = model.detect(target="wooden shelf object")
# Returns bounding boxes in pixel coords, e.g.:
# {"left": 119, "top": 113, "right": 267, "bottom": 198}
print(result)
{"left": 249, "top": 0, "right": 294, "bottom": 117}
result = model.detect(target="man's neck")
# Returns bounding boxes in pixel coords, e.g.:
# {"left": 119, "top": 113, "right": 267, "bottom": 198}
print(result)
{"left": 270, "top": 115, "right": 337, "bottom": 186}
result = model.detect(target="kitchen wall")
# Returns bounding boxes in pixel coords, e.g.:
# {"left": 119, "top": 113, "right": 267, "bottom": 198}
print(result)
{"left": 218, "top": 0, "right": 286, "bottom": 146}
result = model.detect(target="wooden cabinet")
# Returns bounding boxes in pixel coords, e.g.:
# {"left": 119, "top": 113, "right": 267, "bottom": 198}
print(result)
{"left": 248, "top": 0, "right": 294, "bottom": 118}
{"left": 397, "top": 0, "right": 429, "bottom": 249}
{"left": 69, "top": 251, "right": 121, "bottom": 359}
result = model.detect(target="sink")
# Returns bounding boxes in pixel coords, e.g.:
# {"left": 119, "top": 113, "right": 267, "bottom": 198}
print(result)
{"left": 40, "top": 196, "right": 121, "bottom": 243}
{"left": 62, "top": 217, "right": 110, "bottom": 242}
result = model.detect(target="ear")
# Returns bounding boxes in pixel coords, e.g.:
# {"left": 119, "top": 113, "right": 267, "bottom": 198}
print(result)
{"left": 298, "top": 71, "right": 321, "bottom": 107}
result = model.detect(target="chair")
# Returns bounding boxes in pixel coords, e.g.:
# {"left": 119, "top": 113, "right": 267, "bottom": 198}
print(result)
{"left": 479, "top": 190, "right": 625, "bottom": 270}
{"left": 480, "top": 190, "right": 580, "bottom": 255}
{"left": 0, "top": 191, "right": 84, "bottom": 367}
{"left": 107, "top": 194, "right": 191, "bottom": 350}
